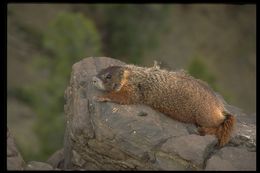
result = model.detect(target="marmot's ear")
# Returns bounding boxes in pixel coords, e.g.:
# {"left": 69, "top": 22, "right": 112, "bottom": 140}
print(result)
{"left": 153, "top": 60, "right": 160, "bottom": 69}
{"left": 119, "top": 69, "right": 124, "bottom": 75}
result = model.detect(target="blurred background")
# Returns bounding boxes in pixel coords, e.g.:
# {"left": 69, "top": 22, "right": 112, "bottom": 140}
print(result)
{"left": 7, "top": 4, "right": 256, "bottom": 162}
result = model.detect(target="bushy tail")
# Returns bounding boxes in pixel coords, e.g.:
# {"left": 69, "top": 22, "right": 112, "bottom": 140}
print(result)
{"left": 216, "top": 114, "right": 236, "bottom": 147}
{"left": 198, "top": 114, "right": 236, "bottom": 147}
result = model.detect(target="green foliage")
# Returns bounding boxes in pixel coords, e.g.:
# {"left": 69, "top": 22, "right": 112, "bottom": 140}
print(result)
{"left": 43, "top": 12, "right": 101, "bottom": 76}
{"left": 17, "top": 12, "right": 101, "bottom": 161}
{"left": 188, "top": 56, "right": 217, "bottom": 90}
{"left": 82, "top": 4, "right": 170, "bottom": 64}
{"left": 188, "top": 56, "right": 231, "bottom": 103}
{"left": 8, "top": 87, "right": 36, "bottom": 107}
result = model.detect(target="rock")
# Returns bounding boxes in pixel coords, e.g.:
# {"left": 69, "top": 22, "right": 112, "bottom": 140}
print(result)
{"left": 154, "top": 151, "right": 190, "bottom": 170}
{"left": 229, "top": 114, "right": 256, "bottom": 151}
{"left": 160, "top": 134, "right": 216, "bottom": 166}
{"left": 25, "top": 161, "right": 53, "bottom": 170}
{"left": 7, "top": 128, "right": 55, "bottom": 170}
{"left": 63, "top": 57, "right": 256, "bottom": 170}
{"left": 205, "top": 147, "right": 256, "bottom": 171}
{"left": 63, "top": 57, "right": 190, "bottom": 170}
{"left": 7, "top": 128, "right": 26, "bottom": 170}
{"left": 47, "top": 148, "right": 64, "bottom": 169}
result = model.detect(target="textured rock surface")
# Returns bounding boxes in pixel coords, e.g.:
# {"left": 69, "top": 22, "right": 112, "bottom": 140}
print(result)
{"left": 25, "top": 161, "right": 53, "bottom": 170}
{"left": 205, "top": 147, "right": 256, "bottom": 171}
{"left": 7, "top": 128, "right": 26, "bottom": 170}
{"left": 160, "top": 134, "right": 216, "bottom": 167}
{"left": 229, "top": 112, "right": 256, "bottom": 151}
{"left": 7, "top": 127, "right": 58, "bottom": 170}
{"left": 47, "top": 148, "right": 64, "bottom": 169}
{"left": 63, "top": 57, "right": 256, "bottom": 170}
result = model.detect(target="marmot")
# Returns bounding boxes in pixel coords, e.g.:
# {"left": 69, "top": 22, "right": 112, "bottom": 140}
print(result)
{"left": 92, "top": 62, "right": 236, "bottom": 147}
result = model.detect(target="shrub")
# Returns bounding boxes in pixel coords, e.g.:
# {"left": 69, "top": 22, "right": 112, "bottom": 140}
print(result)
{"left": 188, "top": 56, "right": 231, "bottom": 103}
{"left": 19, "top": 12, "right": 101, "bottom": 160}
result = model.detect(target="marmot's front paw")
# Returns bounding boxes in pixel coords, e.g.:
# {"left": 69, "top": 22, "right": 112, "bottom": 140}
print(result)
{"left": 93, "top": 96, "right": 111, "bottom": 102}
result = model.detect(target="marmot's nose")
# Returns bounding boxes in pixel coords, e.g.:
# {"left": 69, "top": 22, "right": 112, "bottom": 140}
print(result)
{"left": 92, "top": 76, "right": 98, "bottom": 84}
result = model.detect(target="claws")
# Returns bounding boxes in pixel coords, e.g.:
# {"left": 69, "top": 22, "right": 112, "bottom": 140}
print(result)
{"left": 93, "top": 96, "right": 111, "bottom": 102}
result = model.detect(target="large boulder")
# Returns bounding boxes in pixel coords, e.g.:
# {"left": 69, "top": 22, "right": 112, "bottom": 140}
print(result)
{"left": 47, "top": 148, "right": 64, "bottom": 169}
{"left": 63, "top": 57, "right": 256, "bottom": 170}
{"left": 7, "top": 128, "right": 26, "bottom": 170}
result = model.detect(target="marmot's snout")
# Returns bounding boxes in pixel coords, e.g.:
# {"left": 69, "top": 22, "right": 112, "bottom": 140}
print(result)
{"left": 92, "top": 76, "right": 106, "bottom": 91}
{"left": 92, "top": 76, "right": 98, "bottom": 84}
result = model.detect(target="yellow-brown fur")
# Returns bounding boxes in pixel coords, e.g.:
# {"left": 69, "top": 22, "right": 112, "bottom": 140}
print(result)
{"left": 92, "top": 63, "right": 236, "bottom": 147}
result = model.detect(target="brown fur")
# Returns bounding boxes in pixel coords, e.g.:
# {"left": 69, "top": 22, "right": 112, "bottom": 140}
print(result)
{"left": 198, "top": 114, "right": 236, "bottom": 147}
{"left": 92, "top": 64, "right": 236, "bottom": 147}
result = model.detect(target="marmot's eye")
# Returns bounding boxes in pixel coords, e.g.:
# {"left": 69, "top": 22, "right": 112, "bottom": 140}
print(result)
{"left": 106, "top": 74, "right": 112, "bottom": 79}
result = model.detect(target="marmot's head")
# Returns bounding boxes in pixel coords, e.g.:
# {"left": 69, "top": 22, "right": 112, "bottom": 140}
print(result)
{"left": 92, "top": 66, "right": 126, "bottom": 92}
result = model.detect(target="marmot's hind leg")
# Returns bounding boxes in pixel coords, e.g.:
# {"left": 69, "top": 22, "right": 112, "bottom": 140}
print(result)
{"left": 197, "top": 126, "right": 217, "bottom": 136}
